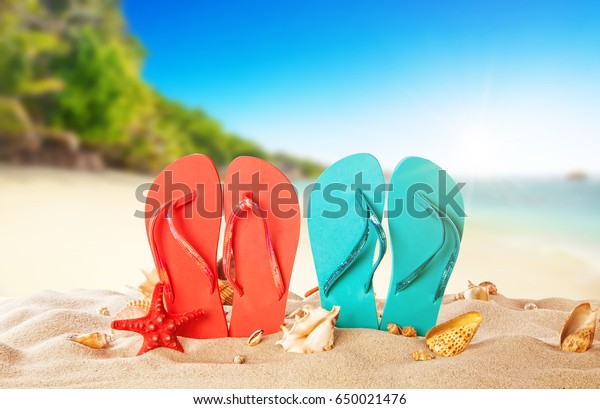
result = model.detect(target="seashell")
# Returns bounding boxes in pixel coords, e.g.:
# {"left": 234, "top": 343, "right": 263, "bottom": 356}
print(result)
{"left": 463, "top": 286, "right": 489, "bottom": 301}
{"left": 113, "top": 305, "right": 147, "bottom": 323}
{"left": 401, "top": 326, "right": 417, "bottom": 337}
{"left": 387, "top": 323, "right": 401, "bottom": 335}
{"left": 247, "top": 329, "right": 264, "bottom": 346}
{"left": 287, "top": 306, "right": 305, "bottom": 320}
{"left": 425, "top": 311, "right": 483, "bottom": 357}
{"left": 233, "top": 355, "right": 246, "bottom": 364}
{"left": 304, "top": 286, "right": 319, "bottom": 298}
{"left": 70, "top": 332, "right": 112, "bottom": 349}
{"left": 524, "top": 302, "right": 538, "bottom": 310}
{"left": 219, "top": 279, "right": 234, "bottom": 306}
{"left": 276, "top": 305, "right": 340, "bottom": 353}
{"left": 96, "top": 307, "right": 110, "bottom": 316}
{"left": 138, "top": 268, "right": 159, "bottom": 300}
{"left": 126, "top": 298, "right": 151, "bottom": 313}
{"left": 559, "top": 302, "right": 598, "bottom": 353}
{"left": 387, "top": 323, "right": 416, "bottom": 337}
{"left": 479, "top": 281, "right": 497, "bottom": 295}
{"left": 412, "top": 350, "right": 435, "bottom": 361}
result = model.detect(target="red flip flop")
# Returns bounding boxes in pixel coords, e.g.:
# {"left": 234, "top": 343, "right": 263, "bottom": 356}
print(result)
{"left": 222, "top": 156, "right": 301, "bottom": 337}
{"left": 145, "top": 154, "right": 227, "bottom": 339}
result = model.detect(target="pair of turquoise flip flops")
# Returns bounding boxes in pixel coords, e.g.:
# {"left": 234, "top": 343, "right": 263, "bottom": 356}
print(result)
{"left": 308, "top": 154, "right": 465, "bottom": 335}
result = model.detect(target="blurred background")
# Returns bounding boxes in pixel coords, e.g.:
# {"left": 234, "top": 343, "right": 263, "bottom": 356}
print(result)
{"left": 1, "top": 0, "right": 599, "bottom": 300}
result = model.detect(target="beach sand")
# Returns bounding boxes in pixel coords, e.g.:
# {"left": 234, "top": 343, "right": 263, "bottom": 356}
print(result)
{"left": 1, "top": 165, "right": 600, "bottom": 300}
{"left": 0, "top": 289, "right": 598, "bottom": 388}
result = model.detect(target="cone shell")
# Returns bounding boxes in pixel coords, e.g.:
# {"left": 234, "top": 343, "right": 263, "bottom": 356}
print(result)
{"left": 276, "top": 305, "right": 340, "bottom": 353}
{"left": 425, "top": 311, "right": 483, "bottom": 357}
{"left": 70, "top": 332, "right": 112, "bottom": 349}
{"left": 412, "top": 350, "right": 435, "bottom": 361}
{"left": 219, "top": 279, "right": 234, "bottom": 306}
{"left": 560, "top": 302, "right": 597, "bottom": 353}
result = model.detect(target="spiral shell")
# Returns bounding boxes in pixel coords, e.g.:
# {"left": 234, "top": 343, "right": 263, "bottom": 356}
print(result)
{"left": 425, "top": 311, "right": 483, "bottom": 357}
{"left": 387, "top": 323, "right": 417, "bottom": 337}
{"left": 276, "top": 305, "right": 340, "bottom": 353}
{"left": 560, "top": 302, "right": 597, "bottom": 353}
{"left": 70, "top": 332, "right": 112, "bottom": 349}
{"left": 478, "top": 281, "right": 497, "bottom": 295}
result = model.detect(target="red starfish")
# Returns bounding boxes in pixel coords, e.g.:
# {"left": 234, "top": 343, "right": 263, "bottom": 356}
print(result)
{"left": 111, "top": 282, "right": 204, "bottom": 355}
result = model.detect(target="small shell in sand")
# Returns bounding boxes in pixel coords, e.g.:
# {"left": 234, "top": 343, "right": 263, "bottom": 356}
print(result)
{"left": 247, "top": 329, "right": 264, "bottom": 346}
{"left": 560, "top": 302, "right": 598, "bottom": 353}
{"left": 425, "top": 311, "right": 483, "bottom": 357}
{"left": 387, "top": 323, "right": 401, "bottom": 335}
{"left": 463, "top": 283, "right": 489, "bottom": 301}
{"left": 387, "top": 323, "right": 417, "bottom": 337}
{"left": 478, "top": 281, "right": 497, "bottom": 295}
{"left": 233, "top": 355, "right": 246, "bottom": 364}
{"left": 113, "top": 305, "right": 147, "bottom": 323}
{"left": 70, "top": 332, "right": 112, "bottom": 349}
{"left": 412, "top": 350, "right": 435, "bottom": 361}
{"left": 276, "top": 305, "right": 340, "bottom": 353}
{"left": 524, "top": 303, "right": 538, "bottom": 310}
{"left": 96, "top": 307, "right": 110, "bottom": 316}
{"left": 126, "top": 298, "right": 151, "bottom": 313}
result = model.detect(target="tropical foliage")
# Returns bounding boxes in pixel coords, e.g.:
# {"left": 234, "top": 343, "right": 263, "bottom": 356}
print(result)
{"left": 0, "top": 0, "right": 322, "bottom": 176}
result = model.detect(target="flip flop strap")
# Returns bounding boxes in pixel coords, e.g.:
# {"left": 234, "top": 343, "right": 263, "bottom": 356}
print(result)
{"left": 148, "top": 191, "right": 217, "bottom": 303}
{"left": 323, "top": 189, "right": 387, "bottom": 297}
{"left": 395, "top": 192, "right": 460, "bottom": 302}
{"left": 222, "top": 193, "right": 285, "bottom": 300}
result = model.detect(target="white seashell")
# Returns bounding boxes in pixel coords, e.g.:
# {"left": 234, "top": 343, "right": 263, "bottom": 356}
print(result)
{"left": 524, "top": 303, "right": 538, "bottom": 310}
{"left": 463, "top": 286, "right": 489, "bottom": 301}
{"left": 233, "top": 355, "right": 246, "bottom": 364}
{"left": 276, "top": 305, "right": 340, "bottom": 353}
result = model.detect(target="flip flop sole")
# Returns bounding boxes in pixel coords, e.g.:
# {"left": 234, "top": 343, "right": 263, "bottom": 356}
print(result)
{"left": 145, "top": 154, "right": 227, "bottom": 339}
{"left": 224, "top": 156, "right": 300, "bottom": 337}
{"left": 381, "top": 156, "right": 465, "bottom": 335}
{"left": 308, "top": 153, "right": 385, "bottom": 329}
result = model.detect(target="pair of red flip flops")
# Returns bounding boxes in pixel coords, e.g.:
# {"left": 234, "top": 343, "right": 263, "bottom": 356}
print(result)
{"left": 145, "top": 154, "right": 300, "bottom": 338}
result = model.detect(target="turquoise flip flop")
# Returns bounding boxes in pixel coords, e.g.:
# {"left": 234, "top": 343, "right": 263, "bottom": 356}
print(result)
{"left": 308, "top": 153, "right": 387, "bottom": 329}
{"left": 380, "top": 156, "right": 465, "bottom": 335}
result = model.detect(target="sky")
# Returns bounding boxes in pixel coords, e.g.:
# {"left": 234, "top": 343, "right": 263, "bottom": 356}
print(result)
{"left": 122, "top": 0, "right": 600, "bottom": 176}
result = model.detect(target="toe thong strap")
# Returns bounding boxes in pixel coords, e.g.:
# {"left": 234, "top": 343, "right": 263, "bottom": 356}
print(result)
{"left": 394, "top": 192, "right": 460, "bottom": 302}
{"left": 323, "top": 188, "right": 387, "bottom": 297}
{"left": 148, "top": 191, "right": 217, "bottom": 303}
{"left": 222, "top": 193, "right": 285, "bottom": 300}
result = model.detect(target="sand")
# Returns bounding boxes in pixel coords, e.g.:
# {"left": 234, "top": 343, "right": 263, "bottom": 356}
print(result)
{"left": 0, "top": 290, "right": 598, "bottom": 389}
{"left": 1, "top": 164, "right": 600, "bottom": 300}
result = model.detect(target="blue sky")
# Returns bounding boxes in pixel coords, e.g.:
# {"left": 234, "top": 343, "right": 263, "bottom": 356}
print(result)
{"left": 123, "top": 1, "right": 600, "bottom": 176}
